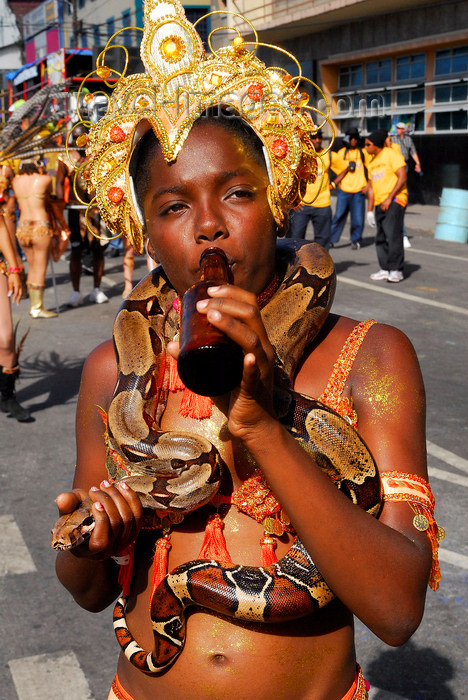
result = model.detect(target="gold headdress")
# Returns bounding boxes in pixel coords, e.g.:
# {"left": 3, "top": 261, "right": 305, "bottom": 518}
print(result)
{"left": 78, "top": 0, "right": 333, "bottom": 253}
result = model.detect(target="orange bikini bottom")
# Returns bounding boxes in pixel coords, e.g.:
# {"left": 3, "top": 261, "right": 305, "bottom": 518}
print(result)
{"left": 108, "top": 665, "right": 369, "bottom": 700}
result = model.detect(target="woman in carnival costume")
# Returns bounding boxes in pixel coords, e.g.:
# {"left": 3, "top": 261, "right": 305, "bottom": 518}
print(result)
{"left": 12, "top": 159, "right": 58, "bottom": 318}
{"left": 0, "top": 215, "right": 30, "bottom": 421}
{"left": 54, "top": 2, "right": 443, "bottom": 698}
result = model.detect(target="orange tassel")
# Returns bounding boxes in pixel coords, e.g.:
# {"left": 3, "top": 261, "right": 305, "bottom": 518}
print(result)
{"left": 149, "top": 534, "right": 172, "bottom": 606}
{"left": 198, "top": 514, "right": 232, "bottom": 563}
{"left": 410, "top": 503, "right": 442, "bottom": 591}
{"left": 260, "top": 535, "right": 278, "bottom": 566}
{"left": 117, "top": 544, "right": 135, "bottom": 598}
{"left": 179, "top": 387, "right": 213, "bottom": 419}
{"left": 168, "top": 354, "right": 185, "bottom": 392}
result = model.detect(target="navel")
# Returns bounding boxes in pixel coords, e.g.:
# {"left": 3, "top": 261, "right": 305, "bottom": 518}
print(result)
{"left": 210, "top": 652, "right": 229, "bottom": 666}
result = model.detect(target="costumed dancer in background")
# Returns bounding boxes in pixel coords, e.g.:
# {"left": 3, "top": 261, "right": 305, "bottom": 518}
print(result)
{"left": 56, "top": 125, "right": 109, "bottom": 307}
{"left": 12, "top": 160, "right": 57, "bottom": 318}
{"left": 0, "top": 216, "right": 31, "bottom": 421}
{"left": 53, "top": 3, "right": 442, "bottom": 698}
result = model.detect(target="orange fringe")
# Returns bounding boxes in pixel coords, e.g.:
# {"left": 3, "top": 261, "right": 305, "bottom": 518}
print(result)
{"left": 198, "top": 514, "right": 232, "bottom": 562}
{"left": 167, "top": 354, "right": 185, "bottom": 392}
{"left": 165, "top": 353, "right": 213, "bottom": 418}
{"left": 149, "top": 535, "right": 172, "bottom": 606}
{"left": 260, "top": 536, "right": 278, "bottom": 566}
{"left": 117, "top": 544, "right": 135, "bottom": 598}
{"left": 179, "top": 387, "right": 213, "bottom": 419}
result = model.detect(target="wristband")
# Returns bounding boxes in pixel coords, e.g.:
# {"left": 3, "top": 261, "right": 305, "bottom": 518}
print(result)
{"left": 8, "top": 266, "right": 20, "bottom": 274}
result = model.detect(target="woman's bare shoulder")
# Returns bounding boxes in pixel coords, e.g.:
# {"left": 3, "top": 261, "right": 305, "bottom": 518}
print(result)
{"left": 355, "top": 320, "right": 420, "bottom": 369}
{"left": 295, "top": 315, "right": 420, "bottom": 398}
{"left": 80, "top": 339, "right": 118, "bottom": 409}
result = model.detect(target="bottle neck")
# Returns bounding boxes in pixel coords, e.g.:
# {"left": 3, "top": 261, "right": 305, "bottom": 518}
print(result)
{"left": 199, "top": 249, "right": 230, "bottom": 284}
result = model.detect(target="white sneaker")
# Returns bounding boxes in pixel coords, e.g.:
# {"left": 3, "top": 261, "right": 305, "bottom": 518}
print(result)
{"left": 67, "top": 290, "right": 83, "bottom": 307}
{"left": 403, "top": 237, "right": 411, "bottom": 249}
{"left": 370, "top": 269, "right": 389, "bottom": 281}
{"left": 89, "top": 287, "right": 109, "bottom": 304}
{"left": 387, "top": 270, "right": 404, "bottom": 283}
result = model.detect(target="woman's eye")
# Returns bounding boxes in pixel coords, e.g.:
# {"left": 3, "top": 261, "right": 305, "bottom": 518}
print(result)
{"left": 229, "top": 188, "right": 254, "bottom": 199}
{"left": 161, "top": 202, "right": 186, "bottom": 214}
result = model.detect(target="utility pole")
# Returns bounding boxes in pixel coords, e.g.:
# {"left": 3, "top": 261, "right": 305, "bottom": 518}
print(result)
{"left": 72, "top": 0, "right": 79, "bottom": 47}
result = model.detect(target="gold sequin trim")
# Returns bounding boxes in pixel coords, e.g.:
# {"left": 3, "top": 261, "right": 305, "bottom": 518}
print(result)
{"left": 319, "top": 319, "right": 376, "bottom": 427}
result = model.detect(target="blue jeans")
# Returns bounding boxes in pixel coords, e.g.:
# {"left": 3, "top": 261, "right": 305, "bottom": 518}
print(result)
{"left": 330, "top": 190, "right": 365, "bottom": 244}
{"left": 288, "top": 205, "right": 332, "bottom": 249}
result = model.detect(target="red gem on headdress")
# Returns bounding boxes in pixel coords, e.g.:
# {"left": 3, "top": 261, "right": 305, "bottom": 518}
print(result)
{"left": 109, "top": 125, "right": 127, "bottom": 143}
{"left": 271, "top": 138, "right": 288, "bottom": 158}
{"left": 248, "top": 82, "right": 264, "bottom": 102}
{"left": 107, "top": 186, "right": 124, "bottom": 203}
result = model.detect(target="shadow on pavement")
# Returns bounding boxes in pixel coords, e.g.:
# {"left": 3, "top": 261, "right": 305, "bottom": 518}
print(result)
{"left": 17, "top": 351, "right": 84, "bottom": 412}
{"left": 367, "top": 640, "right": 455, "bottom": 699}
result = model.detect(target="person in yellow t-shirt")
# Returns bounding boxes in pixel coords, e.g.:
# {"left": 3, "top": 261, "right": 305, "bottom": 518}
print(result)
{"left": 287, "top": 131, "right": 333, "bottom": 249}
{"left": 329, "top": 128, "right": 370, "bottom": 250}
{"left": 365, "top": 129, "right": 407, "bottom": 284}
{"left": 385, "top": 134, "right": 411, "bottom": 249}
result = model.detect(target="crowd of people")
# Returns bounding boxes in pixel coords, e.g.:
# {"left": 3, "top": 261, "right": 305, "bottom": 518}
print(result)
{"left": 286, "top": 121, "right": 422, "bottom": 281}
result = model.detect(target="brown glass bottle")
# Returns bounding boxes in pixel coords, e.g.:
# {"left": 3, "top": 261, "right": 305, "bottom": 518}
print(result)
{"left": 177, "top": 247, "right": 244, "bottom": 397}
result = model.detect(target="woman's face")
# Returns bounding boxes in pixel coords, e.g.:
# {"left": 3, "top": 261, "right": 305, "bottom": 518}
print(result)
{"left": 141, "top": 121, "right": 277, "bottom": 296}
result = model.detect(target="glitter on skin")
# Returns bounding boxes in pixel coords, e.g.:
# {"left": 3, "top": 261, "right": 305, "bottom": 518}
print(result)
{"left": 357, "top": 356, "right": 405, "bottom": 420}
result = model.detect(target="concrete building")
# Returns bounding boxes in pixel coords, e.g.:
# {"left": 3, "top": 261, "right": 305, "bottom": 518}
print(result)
{"left": 231, "top": 0, "right": 468, "bottom": 202}
{"left": 0, "top": 0, "right": 22, "bottom": 72}
{"left": 4, "top": 1, "right": 213, "bottom": 116}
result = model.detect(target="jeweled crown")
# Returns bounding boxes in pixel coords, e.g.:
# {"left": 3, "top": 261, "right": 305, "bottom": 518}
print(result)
{"left": 78, "top": 0, "right": 331, "bottom": 253}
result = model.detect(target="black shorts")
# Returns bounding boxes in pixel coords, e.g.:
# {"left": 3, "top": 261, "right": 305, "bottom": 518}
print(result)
{"left": 68, "top": 208, "right": 105, "bottom": 253}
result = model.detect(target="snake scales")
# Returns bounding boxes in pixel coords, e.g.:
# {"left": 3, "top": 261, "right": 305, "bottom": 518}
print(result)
{"left": 52, "top": 241, "right": 381, "bottom": 674}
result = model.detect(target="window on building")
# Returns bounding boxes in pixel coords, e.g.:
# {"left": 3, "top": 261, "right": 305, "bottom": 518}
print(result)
{"left": 338, "top": 64, "right": 362, "bottom": 89}
{"left": 185, "top": 7, "right": 210, "bottom": 46}
{"left": 396, "top": 88, "right": 425, "bottom": 106}
{"left": 366, "top": 116, "right": 392, "bottom": 133}
{"left": 106, "top": 17, "right": 115, "bottom": 39}
{"left": 396, "top": 54, "right": 425, "bottom": 81}
{"left": 93, "top": 25, "right": 100, "bottom": 46}
{"left": 435, "top": 110, "right": 467, "bottom": 131}
{"left": 366, "top": 59, "right": 392, "bottom": 85}
{"left": 434, "top": 84, "right": 467, "bottom": 103}
{"left": 435, "top": 46, "right": 468, "bottom": 76}
{"left": 78, "top": 0, "right": 85, "bottom": 8}
{"left": 365, "top": 92, "right": 391, "bottom": 109}
{"left": 122, "top": 10, "right": 131, "bottom": 47}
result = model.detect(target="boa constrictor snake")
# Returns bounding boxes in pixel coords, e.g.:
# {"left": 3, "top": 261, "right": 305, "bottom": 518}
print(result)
{"left": 52, "top": 241, "right": 381, "bottom": 675}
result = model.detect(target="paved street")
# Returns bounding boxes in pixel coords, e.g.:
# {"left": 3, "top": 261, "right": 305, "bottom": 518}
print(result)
{"left": 1, "top": 208, "right": 467, "bottom": 699}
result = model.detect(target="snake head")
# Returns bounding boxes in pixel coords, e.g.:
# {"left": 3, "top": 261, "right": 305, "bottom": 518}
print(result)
{"left": 51, "top": 497, "right": 96, "bottom": 550}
